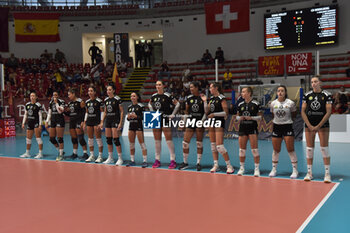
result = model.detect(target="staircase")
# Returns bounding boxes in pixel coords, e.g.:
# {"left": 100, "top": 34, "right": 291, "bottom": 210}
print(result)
{"left": 119, "top": 67, "right": 151, "bottom": 102}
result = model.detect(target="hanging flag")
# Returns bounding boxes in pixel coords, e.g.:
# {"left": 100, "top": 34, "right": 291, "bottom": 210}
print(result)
{"left": 13, "top": 13, "right": 60, "bottom": 42}
{"left": 112, "top": 63, "right": 122, "bottom": 94}
{"left": 0, "top": 7, "right": 9, "bottom": 52}
{"left": 205, "top": 0, "right": 250, "bottom": 34}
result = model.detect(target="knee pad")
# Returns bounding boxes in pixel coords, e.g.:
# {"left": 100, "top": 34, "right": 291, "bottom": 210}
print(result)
{"left": 26, "top": 138, "right": 32, "bottom": 145}
{"left": 239, "top": 148, "right": 246, "bottom": 157}
{"left": 251, "top": 148, "right": 260, "bottom": 157}
{"left": 130, "top": 142, "right": 135, "bottom": 150}
{"left": 272, "top": 150, "right": 280, "bottom": 162}
{"left": 196, "top": 141, "right": 203, "bottom": 149}
{"left": 182, "top": 141, "right": 189, "bottom": 149}
{"left": 306, "top": 147, "right": 314, "bottom": 159}
{"left": 288, "top": 151, "right": 298, "bottom": 163}
{"left": 71, "top": 137, "right": 78, "bottom": 145}
{"left": 88, "top": 138, "right": 94, "bottom": 147}
{"left": 96, "top": 138, "right": 103, "bottom": 147}
{"left": 49, "top": 137, "right": 57, "bottom": 145}
{"left": 78, "top": 134, "right": 86, "bottom": 146}
{"left": 113, "top": 137, "right": 120, "bottom": 146}
{"left": 140, "top": 143, "right": 147, "bottom": 150}
{"left": 320, "top": 147, "right": 330, "bottom": 158}
{"left": 57, "top": 137, "right": 64, "bottom": 144}
{"left": 210, "top": 142, "right": 217, "bottom": 153}
{"left": 216, "top": 144, "right": 227, "bottom": 154}
{"left": 106, "top": 137, "right": 113, "bottom": 145}
{"left": 36, "top": 137, "right": 43, "bottom": 145}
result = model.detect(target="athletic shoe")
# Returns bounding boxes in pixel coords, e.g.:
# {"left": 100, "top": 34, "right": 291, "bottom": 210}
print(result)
{"left": 141, "top": 162, "right": 148, "bottom": 168}
{"left": 168, "top": 160, "right": 177, "bottom": 169}
{"left": 324, "top": 174, "right": 331, "bottom": 183}
{"left": 290, "top": 170, "right": 299, "bottom": 179}
{"left": 20, "top": 153, "right": 30, "bottom": 158}
{"left": 237, "top": 167, "right": 245, "bottom": 176}
{"left": 103, "top": 157, "right": 115, "bottom": 164}
{"left": 95, "top": 156, "right": 103, "bottom": 163}
{"left": 70, "top": 153, "right": 78, "bottom": 160}
{"left": 178, "top": 162, "right": 189, "bottom": 170}
{"left": 254, "top": 168, "right": 260, "bottom": 177}
{"left": 269, "top": 168, "right": 277, "bottom": 177}
{"left": 196, "top": 163, "right": 202, "bottom": 171}
{"left": 115, "top": 158, "right": 123, "bottom": 166}
{"left": 85, "top": 155, "right": 95, "bottom": 162}
{"left": 56, "top": 155, "right": 64, "bottom": 162}
{"left": 152, "top": 159, "right": 161, "bottom": 168}
{"left": 226, "top": 165, "right": 234, "bottom": 174}
{"left": 81, "top": 153, "right": 89, "bottom": 161}
{"left": 304, "top": 173, "right": 313, "bottom": 181}
{"left": 210, "top": 164, "right": 220, "bottom": 173}
{"left": 34, "top": 154, "right": 43, "bottom": 159}
{"left": 126, "top": 161, "right": 136, "bottom": 167}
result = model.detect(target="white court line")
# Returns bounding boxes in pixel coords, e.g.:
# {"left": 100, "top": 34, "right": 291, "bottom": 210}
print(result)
{"left": 296, "top": 182, "right": 340, "bottom": 233}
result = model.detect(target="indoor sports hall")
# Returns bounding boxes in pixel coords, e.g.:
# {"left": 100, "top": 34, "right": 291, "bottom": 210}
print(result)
{"left": 1, "top": 0, "right": 350, "bottom": 233}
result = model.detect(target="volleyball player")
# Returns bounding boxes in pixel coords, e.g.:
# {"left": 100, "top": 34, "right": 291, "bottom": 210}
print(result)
{"left": 269, "top": 85, "right": 298, "bottom": 179}
{"left": 126, "top": 92, "right": 148, "bottom": 168}
{"left": 83, "top": 86, "right": 104, "bottom": 163}
{"left": 20, "top": 91, "right": 43, "bottom": 159}
{"left": 236, "top": 87, "right": 262, "bottom": 177}
{"left": 46, "top": 91, "right": 66, "bottom": 161}
{"left": 207, "top": 82, "right": 234, "bottom": 174}
{"left": 66, "top": 88, "right": 88, "bottom": 160}
{"left": 179, "top": 81, "right": 206, "bottom": 171}
{"left": 301, "top": 76, "right": 332, "bottom": 183}
{"left": 148, "top": 80, "right": 180, "bottom": 169}
{"left": 99, "top": 84, "right": 124, "bottom": 165}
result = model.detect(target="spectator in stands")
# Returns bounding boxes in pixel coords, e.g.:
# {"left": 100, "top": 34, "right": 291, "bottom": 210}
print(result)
{"left": 183, "top": 77, "right": 191, "bottom": 95}
{"left": 54, "top": 49, "right": 66, "bottom": 63}
{"left": 201, "top": 49, "right": 213, "bottom": 66}
{"left": 40, "top": 49, "right": 51, "bottom": 61}
{"left": 117, "top": 59, "right": 127, "bottom": 73}
{"left": 215, "top": 47, "right": 225, "bottom": 64}
{"left": 143, "top": 41, "right": 152, "bottom": 67}
{"left": 182, "top": 65, "right": 191, "bottom": 82}
{"left": 346, "top": 62, "right": 350, "bottom": 77}
{"left": 158, "top": 61, "right": 171, "bottom": 80}
{"left": 200, "top": 76, "right": 210, "bottom": 93}
{"left": 82, "top": 70, "right": 91, "bottom": 82}
{"left": 95, "top": 52, "right": 103, "bottom": 64}
{"left": 222, "top": 69, "right": 232, "bottom": 90}
{"left": 332, "top": 92, "right": 347, "bottom": 114}
{"left": 135, "top": 41, "right": 144, "bottom": 68}
{"left": 167, "top": 77, "right": 176, "bottom": 93}
{"left": 88, "top": 42, "right": 102, "bottom": 65}
{"left": 53, "top": 69, "right": 64, "bottom": 95}
{"left": 90, "top": 63, "right": 101, "bottom": 84}
{"left": 105, "top": 60, "right": 113, "bottom": 72}
{"left": 46, "top": 82, "right": 54, "bottom": 97}
{"left": 6, "top": 54, "right": 19, "bottom": 70}
{"left": 73, "top": 69, "right": 82, "bottom": 83}
{"left": 178, "top": 91, "right": 187, "bottom": 114}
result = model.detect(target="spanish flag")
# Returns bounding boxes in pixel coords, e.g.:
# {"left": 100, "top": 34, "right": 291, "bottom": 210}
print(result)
{"left": 13, "top": 13, "right": 60, "bottom": 42}
{"left": 112, "top": 62, "right": 122, "bottom": 94}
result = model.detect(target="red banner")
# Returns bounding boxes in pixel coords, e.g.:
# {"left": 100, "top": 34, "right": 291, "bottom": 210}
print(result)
{"left": 205, "top": 0, "right": 250, "bottom": 34}
{"left": 286, "top": 53, "right": 312, "bottom": 74}
{"left": 258, "top": 55, "right": 284, "bottom": 76}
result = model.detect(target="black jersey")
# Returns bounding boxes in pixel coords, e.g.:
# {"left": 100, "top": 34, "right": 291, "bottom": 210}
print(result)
{"left": 208, "top": 94, "right": 226, "bottom": 120}
{"left": 150, "top": 92, "right": 175, "bottom": 116}
{"left": 237, "top": 99, "right": 261, "bottom": 125}
{"left": 303, "top": 90, "right": 332, "bottom": 121}
{"left": 186, "top": 94, "right": 205, "bottom": 120}
{"left": 86, "top": 98, "right": 103, "bottom": 122}
{"left": 67, "top": 98, "right": 85, "bottom": 121}
{"left": 127, "top": 103, "right": 145, "bottom": 128}
{"left": 104, "top": 96, "right": 122, "bottom": 121}
{"left": 25, "top": 102, "right": 42, "bottom": 122}
{"left": 49, "top": 98, "right": 65, "bottom": 122}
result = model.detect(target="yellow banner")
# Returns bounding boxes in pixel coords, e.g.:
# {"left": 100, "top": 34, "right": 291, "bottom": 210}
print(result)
{"left": 15, "top": 19, "right": 59, "bottom": 35}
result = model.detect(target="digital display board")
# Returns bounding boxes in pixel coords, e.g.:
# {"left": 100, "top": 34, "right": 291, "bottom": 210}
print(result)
{"left": 265, "top": 5, "right": 338, "bottom": 50}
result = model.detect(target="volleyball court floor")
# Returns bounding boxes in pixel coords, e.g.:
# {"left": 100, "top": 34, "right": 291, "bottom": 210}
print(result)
{"left": 0, "top": 134, "right": 349, "bottom": 233}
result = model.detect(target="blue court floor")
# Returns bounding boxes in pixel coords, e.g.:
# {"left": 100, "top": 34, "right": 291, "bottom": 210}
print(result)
{"left": 0, "top": 134, "right": 349, "bottom": 232}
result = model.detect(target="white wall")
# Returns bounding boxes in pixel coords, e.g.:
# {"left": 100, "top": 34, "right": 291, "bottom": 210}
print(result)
{"left": 1, "top": 0, "right": 349, "bottom": 64}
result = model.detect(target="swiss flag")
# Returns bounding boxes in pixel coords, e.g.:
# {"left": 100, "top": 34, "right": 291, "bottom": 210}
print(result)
{"left": 205, "top": 0, "right": 250, "bottom": 34}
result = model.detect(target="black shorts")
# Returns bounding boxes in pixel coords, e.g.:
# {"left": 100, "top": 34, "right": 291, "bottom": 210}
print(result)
{"left": 69, "top": 119, "right": 83, "bottom": 129}
{"left": 272, "top": 123, "right": 294, "bottom": 138}
{"left": 305, "top": 118, "right": 330, "bottom": 129}
{"left": 105, "top": 117, "right": 120, "bottom": 128}
{"left": 86, "top": 117, "right": 100, "bottom": 127}
{"left": 50, "top": 118, "right": 65, "bottom": 128}
{"left": 27, "top": 120, "right": 40, "bottom": 130}
{"left": 239, "top": 123, "right": 258, "bottom": 136}
{"left": 129, "top": 121, "right": 143, "bottom": 131}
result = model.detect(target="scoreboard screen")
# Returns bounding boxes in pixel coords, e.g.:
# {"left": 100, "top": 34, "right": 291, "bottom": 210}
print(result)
{"left": 264, "top": 5, "right": 338, "bottom": 50}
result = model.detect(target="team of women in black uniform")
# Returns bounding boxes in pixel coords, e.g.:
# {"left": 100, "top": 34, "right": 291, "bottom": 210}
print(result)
{"left": 20, "top": 76, "right": 333, "bottom": 182}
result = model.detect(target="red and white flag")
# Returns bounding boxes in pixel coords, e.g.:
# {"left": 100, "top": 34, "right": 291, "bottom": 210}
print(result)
{"left": 205, "top": 0, "right": 250, "bottom": 34}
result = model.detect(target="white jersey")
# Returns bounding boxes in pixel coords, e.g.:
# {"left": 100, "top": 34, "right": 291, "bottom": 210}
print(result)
{"left": 270, "top": 98, "right": 296, "bottom": 125}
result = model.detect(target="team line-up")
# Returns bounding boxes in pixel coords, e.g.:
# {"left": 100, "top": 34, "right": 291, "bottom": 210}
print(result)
{"left": 20, "top": 76, "right": 333, "bottom": 183}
